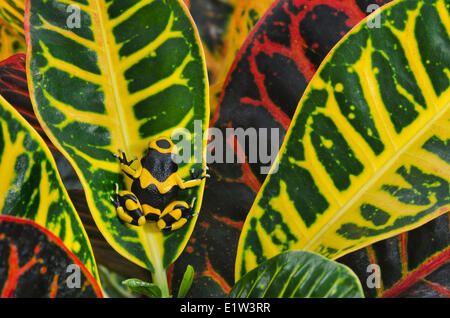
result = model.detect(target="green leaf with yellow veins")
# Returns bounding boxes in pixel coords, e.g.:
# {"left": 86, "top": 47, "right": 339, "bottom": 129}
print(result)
{"left": 236, "top": 0, "right": 450, "bottom": 280}
{"left": 25, "top": 0, "right": 209, "bottom": 295}
{"left": 0, "top": 20, "right": 25, "bottom": 60}
{"left": 0, "top": 0, "right": 25, "bottom": 39}
{"left": 0, "top": 93, "right": 99, "bottom": 282}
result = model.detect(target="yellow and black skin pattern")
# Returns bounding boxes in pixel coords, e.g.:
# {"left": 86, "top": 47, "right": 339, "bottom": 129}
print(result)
{"left": 110, "top": 136, "right": 208, "bottom": 231}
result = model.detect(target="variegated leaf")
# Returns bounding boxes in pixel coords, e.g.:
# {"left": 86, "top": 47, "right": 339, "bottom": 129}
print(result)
{"left": 0, "top": 53, "right": 55, "bottom": 149}
{"left": 26, "top": 0, "right": 209, "bottom": 295}
{"left": 0, "top": 92, "right": 99, "bottom": 281}
{"left": 0, "top": 18, "right": 25, "bottom": 60}
{"left": 0, "top": 0, "right": 25, "bottom": 39}
{"left": 236, "top": 0, "right": 450, "bottom": 280}
{"left": 339, "top": 213, "right": 449, "bottom": 298}
{"left": 230, "top": 251, "right": 364, "bottom": 298}
{"left": 203, "top": 0, "right": 273, "bottom": 114}
{"left": 0, "top": 215, "right": 102, "bottom": 298}
{"left": 172, "top": 0, "right": 393, "bottom": 297}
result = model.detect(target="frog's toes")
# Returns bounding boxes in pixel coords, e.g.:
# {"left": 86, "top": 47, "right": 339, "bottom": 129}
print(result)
{"left": 190, "top": 166, "right": 210, "bottom": 180}
{"left": 189, "top": 198, "right": 199, "bottom": 218}
{"left": 201, "top": 166, "right": 210, "bottom": 178}
{"left": 190, "top": 197, "right": 197, "bottom": 208}
{"left": 121, "top": 152, "right": 138, "bottom": 166}
{"left": 198, "top": 172, "right": 210, "bottom": 180}
{"left": 113, "top": 151, "right": 123, "bottom": 163}
{"left": 109, "top": 194, "right": 120, "bottom": 208}
{"left": 113, "top": 149, "right": 131, "bottom": 165}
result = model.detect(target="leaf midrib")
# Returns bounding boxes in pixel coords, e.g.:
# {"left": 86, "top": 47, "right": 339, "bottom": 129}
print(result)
{"left": 91, "top": 0, "right": 164, "bottom": 272}
{"left": 93, "top": 0, "right": 130, "bottom": 153}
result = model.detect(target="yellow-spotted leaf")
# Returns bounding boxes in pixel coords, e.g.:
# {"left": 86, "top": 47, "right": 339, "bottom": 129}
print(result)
{"left": 0, "top": 0, "right": 25, "bottom": 39}
{"left": 236, "top": 0, "right": 450, "bottom": 280}
{"left": 0, "top": 93, "right": 99, "bottom": 282}
{"left": 25, "top": 0, "right": 209, "bottom": 294}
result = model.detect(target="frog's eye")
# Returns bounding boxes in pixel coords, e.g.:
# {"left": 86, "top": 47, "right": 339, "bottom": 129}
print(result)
{"left": 149, "top": 136, "right": 174, "bottom": 153}
{"left": 156, "top": 139, "right": 171, "bottom": 149}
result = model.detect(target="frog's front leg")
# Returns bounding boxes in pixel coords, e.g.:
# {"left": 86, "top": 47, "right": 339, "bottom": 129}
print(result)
{"left": 157, "top": 199, "right": 197, "bottom": 231}
{"left": 109, "top": 183, "right": 146, "bottom": 226}
{"left": 175, "top": 166, "right": 210, "bottom": 189}
{"left": 113, "top": 150, "right": 141, "bottom": 179}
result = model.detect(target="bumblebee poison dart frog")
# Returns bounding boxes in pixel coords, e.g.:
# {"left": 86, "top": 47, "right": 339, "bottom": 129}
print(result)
{"left": 109, "top": 136, "right": 208, "bottom": 231}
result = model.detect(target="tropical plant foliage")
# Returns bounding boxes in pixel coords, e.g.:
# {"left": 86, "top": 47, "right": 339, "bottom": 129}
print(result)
{"left": 339, "top": 213, "right": 449, "bottom": 298}
{"left": 0, "top": 215, "right": 102, "bottom": 297}
{"left": 171, "top": 0, "right": 394, "bottom": 297}
{"left": 0, "top": 1, "right": 26, "bottom": 61}
{"left": 0, "top": 53, "right": 54, "bottom": 148}
{"left": 236, "top": 0, "right": 450, "bottom": 279}
{"left": 0, "top": 91, "right": 98, "bottom": 280}
{"left": 0, "top": 20, "right": 24, "bottom": 60}
{"left": 0, "top": 0, "right": 447, "bottom": 299}
{"left": 186, "top": 0, "right": 274, "bottom": 114}
{"left": 230, "top": 251, "right": 363, "bottom": 298}
{"left": 25, "top": 0, "right": 209, "bottom": 297}
{"left": 0, "top": 0, "right": 25, "bottom": 39}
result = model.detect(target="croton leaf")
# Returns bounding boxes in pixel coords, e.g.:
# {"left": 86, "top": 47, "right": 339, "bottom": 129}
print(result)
{"left": 0, "top": 54, "right": 29, "bottom": 110}
{"left": 339, "top": 213, "right": 449, "bottom": 298}
{"left": 0, "top": 0, "right": 31, "bottom": 59}
{"left": 0, "top": 215, "right": 102, "bottom": 298}
{"left": 236, "top": 0, "right": 450, "bottom": 279}
{"left": 0, "top": 19, "right": 25, "bottom": 60}
{"left": 187, "top": 0, "right": 235, "bottom": 65}
{"left": 229, "top": 251, "right": 363, "bottom": 298}
{"left": 0, "top": 92, "right": 99, "bottom": 281}
{"left": 25, "top": 0, "right": 209, "bottom": 289}
{"left": 205, "top": 0, "right": 273, "bottom": 114}
{"left": 0, "top": 0, "right": 25, "bottom": 39}
{"left": 68, "top": 189, "right": 150, "bottom": 282}
{"left": 171, "top": 0, "right": 392, "bottom": 297}
{"left": 186, "top": 0, "right": 273, "bottom": 115}
{"left": 0, "top": 53, "right": 54, "bottom": 149}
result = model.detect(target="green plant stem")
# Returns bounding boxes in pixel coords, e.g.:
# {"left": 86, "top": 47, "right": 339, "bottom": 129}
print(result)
{"left": 152, "top": 268, "right": 170, "bottom": 298}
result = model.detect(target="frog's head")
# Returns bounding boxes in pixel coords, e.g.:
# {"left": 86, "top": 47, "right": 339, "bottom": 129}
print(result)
{"left": 148, "top": 136, "right": 177, "bottom": 154}
{"left": 148, "top": 137, "right": 180, "bottom": 164}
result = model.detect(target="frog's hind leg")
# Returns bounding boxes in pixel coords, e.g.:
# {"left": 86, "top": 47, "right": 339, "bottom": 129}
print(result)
{"left": 157, "top": 199, "right": 196, "bottom": 231}
{"left": 110, "top": 184, "right": 146, "bottom": 226}
{"left": 142, "top": 204, "right": 162, "bottom": 222}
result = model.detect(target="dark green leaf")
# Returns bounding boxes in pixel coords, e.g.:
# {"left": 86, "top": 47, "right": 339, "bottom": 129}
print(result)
{"left": 122, "top": 278, "right": 162, "bottom": 298}
{"left": 177, "top": 265, "right": 194, "bottom": 298}
{"left": 229, "top": 251, "right": 364, "bottom": 298}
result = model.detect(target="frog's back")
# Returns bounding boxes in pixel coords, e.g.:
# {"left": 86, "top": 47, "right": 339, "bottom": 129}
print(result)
{"left": 133, "top": 148, "right": 180, "bottom": 210}
{"left": 132, "top": 181, "right": 179, "bottom": 211}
